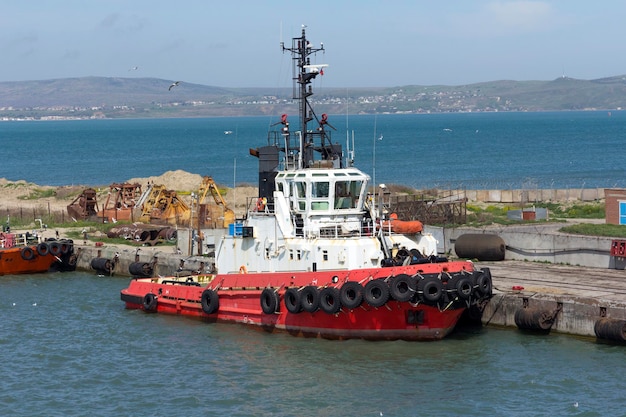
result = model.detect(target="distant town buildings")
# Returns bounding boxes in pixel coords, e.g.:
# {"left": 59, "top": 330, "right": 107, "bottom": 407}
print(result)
{"left": 0, "top": 84, "right": 620, "bottom": 121}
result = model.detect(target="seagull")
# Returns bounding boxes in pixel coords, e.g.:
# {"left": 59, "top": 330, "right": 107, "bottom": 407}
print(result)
{"left": 168, "top": 81, "right": 180, "bottom": 91}
{"left": 378, "top": 135, "right": 383, "bottom": 141}
{"left": 128, "top": 66, "right": 139, "bottom": 71}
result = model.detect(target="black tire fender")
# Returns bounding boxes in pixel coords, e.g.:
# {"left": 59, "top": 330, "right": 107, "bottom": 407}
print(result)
{"left": 49, "top": 241, "right": 62, "bottom": 256}
{"left": 474, "top": 269, "right": 493, "bottom": 297}
{"left": 389, "top": 274, "right": 416, "bottom": 302}
{"left": 300, "top": 286, "right": 320, "bottom": 313}
{"left": 201, "top": 289, "right": 219, "bottom": 315}
{"left": 364, "top": 279, "right": 390, "bottom": 307}
{"left": 60, "top": 242, "right": 70, "bottom": 255}
{"left": 260, "top": 288, "right": 280, "bottom": 314}
{"left": 419, "top": 277, "right": 443, "bottom": 303}
{"left": 455, "top": 276, "right": 473, "bottom": 300}
{"left": 340, "top": 281, "right": 363, "bottom": 309}
{"left": 36, "top": 242, "right": 49, "bottom": 256}
{"left": 284, "top": 288, "right": 302, "bottom": 314}
{"left": 319, "top": 287, "right": 341, "bottom": 314}
{"left": 142, "top": 293, "right": 158, "bottom": 312}
{"left": 20, "top": 247, "right": 35, "bottom": 261}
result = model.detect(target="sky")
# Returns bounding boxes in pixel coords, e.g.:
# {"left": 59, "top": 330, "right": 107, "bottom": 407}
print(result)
{"left": 2, "top": 0, "right": 625, "bottom": 88}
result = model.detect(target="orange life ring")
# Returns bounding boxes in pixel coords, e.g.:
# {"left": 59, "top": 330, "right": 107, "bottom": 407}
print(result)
{"left": 239, "top": 265, "right": 248, "bottom": 274}
{"left": 255, "top": 198, "right": 266, "bottom": 212}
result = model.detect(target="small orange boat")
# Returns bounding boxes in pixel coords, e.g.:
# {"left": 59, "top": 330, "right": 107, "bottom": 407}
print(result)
{"left": 0, "top": 232, "right": 77, "bottom": 275}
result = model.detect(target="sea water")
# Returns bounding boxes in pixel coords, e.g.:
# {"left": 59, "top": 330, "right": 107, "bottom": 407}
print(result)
{"left": 1, "top": 272, "right": 625, "bottom": 416}
{"left": 1, "top": 113, "right": 626, "bottom": 415}
{"left": 1, "top": 111, "right": 625, "bottom": 190}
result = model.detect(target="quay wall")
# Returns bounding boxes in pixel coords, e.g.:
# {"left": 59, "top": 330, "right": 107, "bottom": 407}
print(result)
{"left": 74, "top": 244, "right": 211, "bottom": 278}
{"left": 481, "top": 292, "right": 626, "bottom": 338}
{"left": 445, "top": 226, "right": 615, "bottom": 269}
{"left": 463, "top": 188, "right": 604, "bottom": 203}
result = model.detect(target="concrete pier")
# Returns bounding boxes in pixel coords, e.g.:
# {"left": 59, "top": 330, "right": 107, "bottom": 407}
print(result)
{"left": 74, "top": 243, "right": 212, "bottom": 277}
{"left": 477, "top": 260, "right": 626, "bottom": 338}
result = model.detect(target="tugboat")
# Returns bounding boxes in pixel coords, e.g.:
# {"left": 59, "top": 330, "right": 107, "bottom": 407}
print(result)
{"left": 0, "top": 231, "right": 77, "bottom": 275}
{"left": 120, "top": 26, "right": 492, "bottom": 340}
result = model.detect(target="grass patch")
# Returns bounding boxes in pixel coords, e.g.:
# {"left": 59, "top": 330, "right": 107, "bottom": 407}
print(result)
{"left": 537, "top": 202, "right": 604, "bottom": 219}
{"left": 560, "top": 223, "right": 626, "bottom": 238}
{"left": 17, "top": 188, "right": 56, "bottom": 200}
{"left": 464, "top": 204, "right": 525, "bottom": 226}
{"left": 463, "top": 202, "right": 605, "bottom": 227}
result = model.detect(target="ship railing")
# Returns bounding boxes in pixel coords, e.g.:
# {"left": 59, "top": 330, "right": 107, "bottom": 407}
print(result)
{"left": 267, "top": 127, "right": 339, "bottom": 171}
{"left": 300, "top": 220, "right": 376, "bottom": 239}
{"left": 245, "top": 197, "right": 275, "bottom": 216}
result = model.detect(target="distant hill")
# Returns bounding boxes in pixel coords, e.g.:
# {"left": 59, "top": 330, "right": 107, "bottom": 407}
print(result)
{"left": 2, "top": 75, "right": 626, "bottom": 119}
{"left": 0, "top": 77, "right": 236, "bottom": 107}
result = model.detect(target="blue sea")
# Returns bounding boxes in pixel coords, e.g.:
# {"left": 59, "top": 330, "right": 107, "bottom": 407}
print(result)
{"left": 1, "top": 111, "right": 625, "bottom": 190}
{"left": 2, "top": 112, "right": 626, "bottom": 416}
{"left": 2, "top": 271, "right": 625, "bottom": 416}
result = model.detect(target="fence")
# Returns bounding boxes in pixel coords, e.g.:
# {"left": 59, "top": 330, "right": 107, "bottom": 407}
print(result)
{"left": 0, "top": 204, "right": 69, "bottom": 228}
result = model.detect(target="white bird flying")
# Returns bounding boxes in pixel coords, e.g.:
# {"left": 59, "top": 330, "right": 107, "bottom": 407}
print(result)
{"left": 169, "top": 81, "right": 181, "bottom": 91}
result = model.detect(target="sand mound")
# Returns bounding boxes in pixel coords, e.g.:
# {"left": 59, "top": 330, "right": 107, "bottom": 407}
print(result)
{"left": 126, "top": 170, "right": 205, "bottom": 192}
{"left": 0, "top": 171, "right": 258, "bottom": 215}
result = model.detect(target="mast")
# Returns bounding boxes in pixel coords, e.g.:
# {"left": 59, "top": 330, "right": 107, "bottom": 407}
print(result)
{"left": 282, "top": 25, "right": 324, "bottom": 143}
{"left": 279, "top": 25, "right": 339, "bottom": 169}
{"left": 253, "top": 26, "right": 339, "bottom": 201}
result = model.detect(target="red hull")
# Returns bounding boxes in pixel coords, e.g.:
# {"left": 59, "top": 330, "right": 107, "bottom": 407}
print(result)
{"left": 0, "top": 239, "right": 77, "bottom": 276}
{"left": 121, "top": 261, "right": 481, "bottom": 341}
{"left": 0, "top": 246, "right": 57, "bottom": 275}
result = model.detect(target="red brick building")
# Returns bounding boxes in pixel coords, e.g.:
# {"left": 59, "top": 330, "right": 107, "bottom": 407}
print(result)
{"left": 604, "top": 188, "right": 626, "bottom": 225}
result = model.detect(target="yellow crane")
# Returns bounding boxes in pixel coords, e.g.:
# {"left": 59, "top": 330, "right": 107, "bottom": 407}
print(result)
{"left": 138, "top": 184, "right": 191, "bottom": 226}
{"left": 196, "top": 176, "right": 235, "bottom": 228}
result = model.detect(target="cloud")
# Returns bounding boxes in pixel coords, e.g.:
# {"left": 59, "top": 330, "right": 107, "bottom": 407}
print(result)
{"left": 99, "top": 13, "right": 120, "bottom": 29}
{"left": 62, "top": 49, "right": 81, "bottom": 60}
{"left": 485, "top": 0, "right": 554, "bottom": 31}
{"left": 1, "top": 33, "right": 38, "bottom": 57}
{"left": 98, "top": 12, "right": 145, "bottom": 33}
{"left": 3, "top": 33, "right": 38, "bottom": 48}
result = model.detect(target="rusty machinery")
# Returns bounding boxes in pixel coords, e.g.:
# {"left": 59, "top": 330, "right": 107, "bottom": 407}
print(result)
{"left": 138, "top": 184, "right": 191, "bottom": 226}
{"left": 195, "top": 176, "right": 235, "bottom": 228}
{"left": 67, "top": 188, "right": 99, "bottom": 220}
{"left": 98, "top": 183, "right": 142, "bottom": 223}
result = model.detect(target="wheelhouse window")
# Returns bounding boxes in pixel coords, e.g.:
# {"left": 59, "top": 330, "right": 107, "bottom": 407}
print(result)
{"left": 311, "top": 181, "right": 330, "bottom": 210}
{"left": 334, "top": 180, "right": 363, "bottom": 209}
{"left": 295, "top": 181, "right": 306, "bottom": 211}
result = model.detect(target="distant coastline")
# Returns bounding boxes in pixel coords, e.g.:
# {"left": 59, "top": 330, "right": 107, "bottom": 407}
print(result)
{"left": 1, "top": 75, "right": 626, "bottom": 120}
